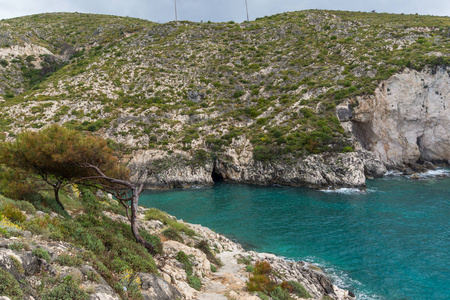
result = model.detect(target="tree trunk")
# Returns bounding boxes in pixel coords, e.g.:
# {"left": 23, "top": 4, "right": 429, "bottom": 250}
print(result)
{"left": 54, "top": 185, "right": 65, "bottom": 211}
{"left": 130, "top": 186, "right": 156, "bottom": 255}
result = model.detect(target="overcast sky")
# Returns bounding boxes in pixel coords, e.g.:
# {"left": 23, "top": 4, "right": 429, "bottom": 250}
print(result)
{"left": 0, "top": 0, "right": 449, "bottom": 23}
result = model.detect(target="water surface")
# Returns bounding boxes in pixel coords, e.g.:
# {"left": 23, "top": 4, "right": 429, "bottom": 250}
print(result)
{"left": 140, "top": 171, "right": 450, "bottom": 300}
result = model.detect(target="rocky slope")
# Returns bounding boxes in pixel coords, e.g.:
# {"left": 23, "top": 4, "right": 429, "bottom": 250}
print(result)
{"left": 0, "top": 10, "right": 449, "bottom": 188}
{"left": 0, "top": 197, "right": 355, "bottom": 300}
{"left": 340, "top": 67, "right": 450, "bottom": 168}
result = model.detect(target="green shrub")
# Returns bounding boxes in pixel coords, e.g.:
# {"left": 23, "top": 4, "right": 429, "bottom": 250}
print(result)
{"left": 162, "top": 227, "right": 184, "bottom": 243}
{"left": 57, "top": 254, "right": 83, "bottom": 267}
{"left": 246, "top": 264, "right": 254, "bottom": 272}
{"left": 8, "top": 242, "right": 28, "bottom": 251}
{"left": 342, "top": 146, "right": 354, "bottom": 153}
{"left": 270, "top": 286, "right": 293, "bottom": 300}
{"left": 0, "top": 59, "right": 8, "bottom": 67}
{"left": 176, "top": 251, "right": 202, "bottom": 290}
{"left": 0, "top": 204, "right": 26, "bottom": 223}
{"left": 233, "top": 90, "right": 245, "bottom": 98}
{"left": 9, "top": 255, "right": 24, "bottom": 274}
{"left": 42, "top": 276, "right": 89, "bottom": 300}
{"left": 111, "top": 258, "right": 129, "bottom": 273}
{"left": 32, "top": 248, "right": 51, "bottom": 262}
{"left": 14, "top": 201, "right": 36, "bottom": 214}
{"left": 140, "top": 230, "right": 163, "bottom": 255}
{"left": 287, "top": 281, "right": 312, "bottom": 298}
{"left": 187, "top": 274, "right": 202, "bottom": 290}
{"left": 145, "top": 208, "right": 195, "bottom": 236}
{"left": 0, "top": 268, "right": 23, "bottom": 300}
{"left": 195, "top": 240, "right": 223, "bottom": 267}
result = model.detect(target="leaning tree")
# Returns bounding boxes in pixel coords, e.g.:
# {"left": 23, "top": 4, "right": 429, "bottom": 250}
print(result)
{"left": 0, "top": 125, "right": 156, "bottom": 254}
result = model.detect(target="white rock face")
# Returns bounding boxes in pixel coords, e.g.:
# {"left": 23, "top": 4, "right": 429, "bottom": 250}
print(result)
{"left": 351, "top": 67, "right": 450, "bottom": 167}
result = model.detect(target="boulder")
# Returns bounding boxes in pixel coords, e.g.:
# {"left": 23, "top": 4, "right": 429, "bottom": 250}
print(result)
{"left": 138, "top": 272, "right": 183, "bottom": 300}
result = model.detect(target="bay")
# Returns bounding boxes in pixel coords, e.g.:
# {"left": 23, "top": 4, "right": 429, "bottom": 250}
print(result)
{"left": 140, "top": 170, "right": 450, "bottom": 300}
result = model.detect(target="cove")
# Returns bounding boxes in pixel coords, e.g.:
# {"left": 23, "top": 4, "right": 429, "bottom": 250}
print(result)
{"left": 140, "top": 171, "right": 450, "bottom": 300}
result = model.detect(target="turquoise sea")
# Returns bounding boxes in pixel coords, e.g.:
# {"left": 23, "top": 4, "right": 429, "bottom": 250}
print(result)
{"left": 140, "top": 169, "right": 450, "bottom": 300}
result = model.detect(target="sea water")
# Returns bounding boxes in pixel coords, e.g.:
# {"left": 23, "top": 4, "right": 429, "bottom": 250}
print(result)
{"left": 140, "top": 170, "right": 450, "bottom": 300}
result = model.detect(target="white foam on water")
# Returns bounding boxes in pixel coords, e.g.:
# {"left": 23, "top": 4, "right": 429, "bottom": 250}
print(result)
{"left": 320, "top": 188, "right": 374, "bottom": 195}
{"left": 305, "top": 257, "right": 384, "bottom": 300}
{"left": 384, "top": 170, "right": 403, "bottom": 176}
{"left": 417, "top": 168, "right": 450, "bottom": 178}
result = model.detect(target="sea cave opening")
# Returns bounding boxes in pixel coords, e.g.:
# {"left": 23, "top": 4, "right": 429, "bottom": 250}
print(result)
{"left": 211, "top": 167, "right": 224, "bottom": 183}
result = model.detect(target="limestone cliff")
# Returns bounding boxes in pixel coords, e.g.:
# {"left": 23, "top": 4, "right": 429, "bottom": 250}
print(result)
{"left": 128, "top": 138, "right": 386, "bottom": 189}
{"left": 339, "top": 67, "right": 450, "bottom": 168}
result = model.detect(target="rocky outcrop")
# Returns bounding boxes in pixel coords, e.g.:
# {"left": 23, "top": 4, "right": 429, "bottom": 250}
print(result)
{"left": 128, "top": 150, "right": 214, "bottom": 188}
{"left": 128, "top": 139, "right": 386, "bottom": 189}
{"left": 343, "top": 67, "right": 450, "bottom": 168}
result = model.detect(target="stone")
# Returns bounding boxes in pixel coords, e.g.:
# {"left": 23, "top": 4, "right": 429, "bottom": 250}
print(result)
{"left": 336, "top": 103, "right": 353, "bottom": 122}
{"left": 351, "top": 67, "right": 450, "bottom": 167}
{"left": 423, "top": 161, "right": 436, "bottom": 170}
{"left": 138, "top": 272, "right": 183, "bottom": 300}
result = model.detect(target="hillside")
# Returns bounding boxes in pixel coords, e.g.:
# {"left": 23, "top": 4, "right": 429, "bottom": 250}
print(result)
{"left": 0, "top": 10, "right": 449, "bottom": 188}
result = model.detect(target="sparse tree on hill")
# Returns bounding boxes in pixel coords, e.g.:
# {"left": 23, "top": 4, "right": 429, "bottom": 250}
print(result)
{"left": 0, "top": 125, "right": 156, "bottom": 254}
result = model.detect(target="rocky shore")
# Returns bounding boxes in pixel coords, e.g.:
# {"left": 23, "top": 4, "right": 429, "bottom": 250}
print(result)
{"left": 0, "top": 204, "right": 355, "bottom": 300}
{"left": 128, "top": 148, "right": 387, "bottom": 190}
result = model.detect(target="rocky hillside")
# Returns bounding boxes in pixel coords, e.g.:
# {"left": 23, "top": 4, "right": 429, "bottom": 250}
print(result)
{"left": 0, "top": 192, "right": 355, "bottom": 300}
{"left": 0, "top": 10, "right": 449, "bottom": 188}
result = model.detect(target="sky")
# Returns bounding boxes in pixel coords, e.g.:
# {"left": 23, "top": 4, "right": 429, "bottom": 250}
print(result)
{"left": 0, "top": 0, "right": 449, "bottom": 23}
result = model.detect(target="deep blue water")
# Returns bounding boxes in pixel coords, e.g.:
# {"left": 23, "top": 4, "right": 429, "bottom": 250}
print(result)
{"left": 140, "top": 170, "right": 450, "bottom": 300}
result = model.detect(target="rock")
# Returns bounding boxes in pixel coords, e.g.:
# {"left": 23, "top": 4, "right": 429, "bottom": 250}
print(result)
{"left": 357, "top": 150, "right": 386, "bottom": 178}
{"left": 128, "top": 150, "right": 214, "bottom": 188}
{"left": 409, "top": 163, "right": 427, "bottom": 172}
{"left": 336, "top": 103, "right": 353, "bottom": 121}
{"left": 187, "top": 90, "right": 205, "bottom": 103}
{"left": 138, "top": 272, "right": 183, "bottom": 300}
{"left": 402, "top": 168, "right": 414, "bottom": 175}
{"left": 163, "top": 240, "right": 211, "bottom": 276}
{"left": 423, "top": 161, "right": 436, "bottom": 170}
{"left": 351, "top": 67, "right": 450, "bottom": 167}
{"left": 129, "top": 147, "right": 370, "bottom": 189}
{"left": 88, "top": 284, "right": 120, "bottom": 300}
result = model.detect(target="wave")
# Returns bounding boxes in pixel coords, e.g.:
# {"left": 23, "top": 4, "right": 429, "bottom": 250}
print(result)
{"left": 305, "top": 257, "right": 384, "bottom": 300}
{"left": 384, "top": 168, "right": 450, "bottom": 179}
{"left": 417, "top": 168, "right": 450, "bottom": 178}
{"left": 320, "top": 188, "right": 376, "bottom": 195}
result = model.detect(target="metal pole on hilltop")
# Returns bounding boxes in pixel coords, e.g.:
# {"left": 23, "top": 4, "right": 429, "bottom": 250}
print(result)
{"left": 245, "top": 0, "right": 249, "bottom": 22}
{"left": 174, "top": 0, "right": 178, "bottom": 22}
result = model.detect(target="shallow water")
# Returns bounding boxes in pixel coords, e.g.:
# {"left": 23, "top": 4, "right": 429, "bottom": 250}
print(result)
{"left": 140, "top": 170, "right": 450, "bottom": 300}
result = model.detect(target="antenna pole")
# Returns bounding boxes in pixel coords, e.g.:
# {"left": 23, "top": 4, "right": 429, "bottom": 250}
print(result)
{"left": 245, "top": 0, "right": 249, "bottom": 22}
{"left": 174, "top": 0, "right": 178, "bottom": 22}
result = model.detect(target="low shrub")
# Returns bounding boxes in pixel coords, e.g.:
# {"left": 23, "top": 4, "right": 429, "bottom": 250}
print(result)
{"left": 140, "top": 229, "right": 163, "bottom": 255}
{"left": 162, "top": 227, "right": 184, "bottom": 243}
{"left": 9, "top": 255, "right": 24, "bottom": 274}
{"left": 57, "top": 254, "right": 83, "bottom": 267}
{"left": 42, "top": 276, "right": 89, "bottom": 300}
{"left": 8, "top": 242, "right": 29, "bottom": 251}
{"left": 32, "top": 248, "right": 51, "bottom": 262}
{"left": 176, "top": 251, "right": 202, "bottom": 290}
{"left": 195, "top": 240, "right": 223, "bottom": 267}
{"left": 247, "top": 261, "right": 275, "bottom": 293}
{"left": 0, "top": 268, "right": 23, "bottom": 300}
{"left": 270, "top": 286, "right": 293, "bottom": 300}
{"left": 0, "top": 204, "right": 26, "bottom": 223}
{"left": 145, "top": 208, "right": 195, "bottom": 236}
{"left": 286, "top": 281, "right": 312, "bottom": 298}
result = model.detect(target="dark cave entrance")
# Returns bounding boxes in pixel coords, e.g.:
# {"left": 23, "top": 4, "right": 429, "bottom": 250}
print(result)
{"left": 211, "top": 166, "right": 224, "bottom": 183}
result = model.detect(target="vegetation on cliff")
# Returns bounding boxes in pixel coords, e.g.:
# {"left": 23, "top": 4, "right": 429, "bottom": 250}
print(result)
{"left": 0, "top": 10, "right": 448, "bottom": 163}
